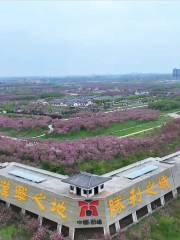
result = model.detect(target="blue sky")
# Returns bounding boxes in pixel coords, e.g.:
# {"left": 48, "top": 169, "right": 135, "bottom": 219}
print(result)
{"left": 0, "top": 1, "right": 180, "bottom": 76}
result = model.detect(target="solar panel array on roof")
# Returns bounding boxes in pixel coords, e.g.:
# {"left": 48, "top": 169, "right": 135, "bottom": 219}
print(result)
{"left": 124, "top": 165, "right": 158, "bottom": 180}
{"left": 9, "top": 169, "right": 46, "bottom": 183}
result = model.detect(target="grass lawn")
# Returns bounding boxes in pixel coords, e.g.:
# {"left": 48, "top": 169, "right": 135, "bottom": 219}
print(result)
{"left": 0, "top": 225, "right": 30, "bottom": 240}
{"left": 0, "top": 127, "right": 47, "bottom": 138}
{"left": 42, "top": 114, "right": 171, "bottom": 141}
{"left": 76, "top": 152, "right": 157, "bottom": 175}
{"left": 126, "top": 197, "right": 180, "bottom": 240}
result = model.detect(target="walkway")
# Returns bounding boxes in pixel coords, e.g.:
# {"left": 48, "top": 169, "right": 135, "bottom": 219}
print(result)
{"left": 0, "top": 124, "right": 54, "bottom": 142}
{"left": 119, "top": 125, "right": 162, "bottom": 138}
{"left": 167, "top": 112, "right": 180, "bottom": 119}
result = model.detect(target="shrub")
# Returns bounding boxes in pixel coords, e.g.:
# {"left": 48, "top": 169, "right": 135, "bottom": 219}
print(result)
{"left": 149, "top": 99, "right": 180, "bottom": 111}
{"left": 23, "top": 216, "right": 40, "bottom": 233}
{"left": 50, "top": 232, "right": 65, "bottom": 240}
{"left": 32, "top": 227, "right": 48, "bottom": 240}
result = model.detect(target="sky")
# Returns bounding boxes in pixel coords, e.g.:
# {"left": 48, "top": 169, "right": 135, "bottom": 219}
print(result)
{"left": 0, "top": 0, "right": 180, "bottom": 77}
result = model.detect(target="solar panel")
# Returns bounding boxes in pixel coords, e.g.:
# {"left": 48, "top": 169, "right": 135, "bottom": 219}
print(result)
{"left": 124, "top": 165, "right": 158, "bottom": 180}
{"left": 9, "top": 169, "right": 46, "bottom": 183}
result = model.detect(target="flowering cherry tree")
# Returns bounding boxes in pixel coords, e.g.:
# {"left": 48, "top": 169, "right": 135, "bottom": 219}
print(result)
{"left": 52, "top": 108, "right": 160, "bottom": 134}
{"left": 0, "top": 115, "right": 51, "bottom": 130}
{"left": 0, "top": 108, "right": 159, "bottom": 135}
{"left": 0, "top": 118, "right": 179, "bottom": 171}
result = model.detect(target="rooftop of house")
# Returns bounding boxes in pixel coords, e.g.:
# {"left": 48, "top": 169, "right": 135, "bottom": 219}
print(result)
{"left": 61, "top": 172, "right": 111, "bottom": 189}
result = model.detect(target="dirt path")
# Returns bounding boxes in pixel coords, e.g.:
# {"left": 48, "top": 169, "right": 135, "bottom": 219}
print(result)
{"left": 30, "top": 124, "right": 54, "bottom": 139}
{"left": 119, "top": 125, "right": 162, "bottom": 138}
{"left": 0, "top": 124, "right": 54, "bottom": 142}
{"left": 167, "top": 112, "right": 180, "bottom": 119}
{"left": 117, "top": 111, "right": 180, "bottom": 138}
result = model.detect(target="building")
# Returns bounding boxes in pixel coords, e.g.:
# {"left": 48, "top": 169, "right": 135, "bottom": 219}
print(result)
{"left": 50, "top": 97, "right": 93, "bottom": 108}
{"left": 62, "top": 172, "right": 111, "bottom": 198}
{"left": 0, "top": 151, "right": 180, "bottom": 239}
{"left": 134, "top": 90, "right": 149, "bottom": 96}
{"left": 173, "top": 68, "right": 180, "bottom": 79}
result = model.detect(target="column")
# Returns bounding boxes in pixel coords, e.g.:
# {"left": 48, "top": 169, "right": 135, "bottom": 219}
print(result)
{"left": 147, "top": 203, "right": 152, "bottom": 214}
{"left": 21, "top": 208, "right": 26, "bottom": 215}
{"left": 38, "top": 216, "right": 43, "bottom": 226}
{"left": 6, "top": 202, "right": 10, "bottom": 208}
{"left": 69, "top": 228, "right": 75, "bottom": 240}
{"left": 160, "top": 196, "right": 165, "bottom": 206}
{"left": 57, "top": 224, "right": 62, "bottom": 234}
{"left": 172, "top": 189, "right": 178, "bottom": 198}
{"left": 115, "top": 221, "right": 120, "bottom": 232}
{"left": 103, "top": 226, "right": 111, "bottom": 240}
{"left": 132, "top": 212, "right": 138, "bottom": 223}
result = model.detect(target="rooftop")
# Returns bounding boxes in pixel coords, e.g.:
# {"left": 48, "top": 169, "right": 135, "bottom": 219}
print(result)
{"left": 0, "top": 153, "right": 180, "bottom": 199}
{"left": 62, "top": 172, "right": 111, "bottom": 189}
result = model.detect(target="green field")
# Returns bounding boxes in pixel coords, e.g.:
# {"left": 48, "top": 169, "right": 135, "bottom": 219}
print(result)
{"left": 0, "top": 225, "right": 30, "bottom": 240}
{"left": 126, "top": 197, "right": 180, "bottom": 240}
{"left": 0, "top": 127, "right": 47, "bottom": 138}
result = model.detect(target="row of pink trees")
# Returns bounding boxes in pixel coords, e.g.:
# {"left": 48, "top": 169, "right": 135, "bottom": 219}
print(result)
{"left": 0, "top": 108, "right": 159, "bottom": 134}
{"left": 0, "top": 115, "right": 51, "bottom": 130}
{"left": 0, "top": 119, "right": 179, "bottom": 170}
{"left": 52, "top": 108, "right": 160, "bottom": 134}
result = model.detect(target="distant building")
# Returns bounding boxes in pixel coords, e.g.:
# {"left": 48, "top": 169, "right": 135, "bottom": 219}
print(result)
{"left": 50, "top": 97, "right": 93, "bottom": 108}
{"left": 135, "top": 90, "right": 149, "bottom": 96}
{"left": 173, "top": 68, "right": 180, "bottom": 79}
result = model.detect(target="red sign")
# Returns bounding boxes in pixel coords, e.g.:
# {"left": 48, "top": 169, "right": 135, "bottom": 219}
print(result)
{"left": 79, "top": 200, "right": 99, "bottom": 218}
